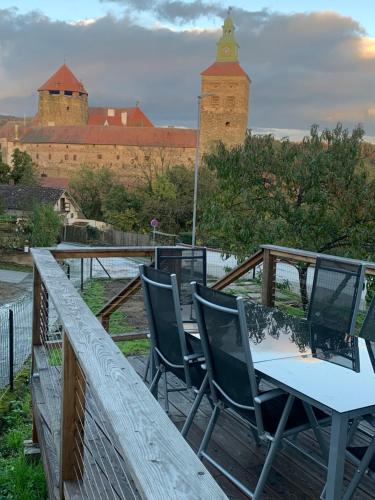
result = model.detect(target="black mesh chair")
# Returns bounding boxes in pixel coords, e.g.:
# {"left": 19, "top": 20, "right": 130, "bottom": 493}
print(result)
{"left": 139, "top": 265, "right": 208, "bottom": 437}
{"left": 192, "top": 283, "right": 330, "bottom": 498}
{"left": 341, "top": 295, "right": 375, "bottom": 499}
{"left": 156, "top": 246, "right": 207, "bottom": 322}
{"left": 143, "top": 246, "right": 207, "bottom": 382}
{"left": 308, "top": 256, "right": 365, "bottom": 335}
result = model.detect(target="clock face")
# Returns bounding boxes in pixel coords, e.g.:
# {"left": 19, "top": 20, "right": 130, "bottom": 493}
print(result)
{"left": 223, "top": 46, "right": 231, "bottom": 55}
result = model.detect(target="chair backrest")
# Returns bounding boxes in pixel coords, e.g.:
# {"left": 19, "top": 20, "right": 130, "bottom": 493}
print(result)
{"left": 192, "top": 283, "right": 258, "bottom": 412}
{"left": 140, "top": 265, "right": 190, "bottom": 383}
{"left": 307, "top": 256, "right": 365, "bottom": 335}
{"left": 155, "top": 247, "right": 207, "bottom": 307}
{"left": 359, "top": 295, "right": 375, "bottom": 342}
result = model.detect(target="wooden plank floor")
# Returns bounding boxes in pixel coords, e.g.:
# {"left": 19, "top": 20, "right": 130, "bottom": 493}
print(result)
{"left": 129, "top": 355, "right": 375, "bottom": 500}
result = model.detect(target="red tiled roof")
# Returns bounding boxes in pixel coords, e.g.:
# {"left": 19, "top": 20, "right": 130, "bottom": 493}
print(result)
{"left": 21, "top": 125, "right": 197, "bottom": 148}
{"left": 0, "top": 120, "right": 35, "bottom": 140}
{"left": 88, "top": 107, "right": 153, "bottom": 127}
{"left": 201, "top": 62, "right": 248, "bottom": 77}
{"left": 40, "top": 177, "right": 70, "bottom": 189}
{"left": 38, "top": 64, "right": 87, "bottom": 94}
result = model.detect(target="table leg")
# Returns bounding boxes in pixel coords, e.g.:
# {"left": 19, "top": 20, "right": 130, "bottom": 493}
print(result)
{"left": 324, "top": 411, "right": 349, "bottom": 500}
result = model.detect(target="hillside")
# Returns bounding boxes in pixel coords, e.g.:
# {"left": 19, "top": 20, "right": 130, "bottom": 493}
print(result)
{"left": 0, "top": 115, "right": 19, "bottom": 128}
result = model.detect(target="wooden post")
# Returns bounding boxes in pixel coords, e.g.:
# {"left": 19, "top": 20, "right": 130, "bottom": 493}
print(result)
{"left": 101, "top": 314, "right": 109, "bottom": 331}
{"left": 60, "top": 333, "right": 85, "bottom": 499}
{"left": 262, "top": 249, "right": 276, "bottom": 307}
{"left": 31, "top": 266, "right": 42, "bottom": 443}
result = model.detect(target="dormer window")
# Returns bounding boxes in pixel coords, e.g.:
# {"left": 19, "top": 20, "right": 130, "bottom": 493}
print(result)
{"left": 64, "top": 91, "right": 73, "bottom": 96}
{"left": 49, "top": 90, "right": 60, "bottom": 95}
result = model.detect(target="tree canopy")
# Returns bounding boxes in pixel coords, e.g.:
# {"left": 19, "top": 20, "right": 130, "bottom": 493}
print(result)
{"left": 28, "top": 203, "right": 62, "bottom": 247}
{"left": 11, "top": 149, "right": 38, "bottom": 185}
{"left": 202, "top": 124, "right": 375, "bottom": 309}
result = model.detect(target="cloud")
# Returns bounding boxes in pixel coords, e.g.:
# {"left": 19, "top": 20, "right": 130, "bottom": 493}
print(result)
{"left": 0, "top": 6, "right": 374, "bottom": 135}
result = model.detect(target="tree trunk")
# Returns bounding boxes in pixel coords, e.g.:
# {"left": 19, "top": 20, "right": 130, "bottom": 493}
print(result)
{"left": 298, "top": 263, "right": 309, "bottom": 313}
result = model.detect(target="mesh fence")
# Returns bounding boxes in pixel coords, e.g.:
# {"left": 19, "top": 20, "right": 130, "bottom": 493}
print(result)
{"left": 0, "top": 293, "right": 32, "bottom": 388}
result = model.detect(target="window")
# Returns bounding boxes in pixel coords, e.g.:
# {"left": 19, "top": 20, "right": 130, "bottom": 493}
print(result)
{"left": 64, "top": 91, "right": 73, "bottom": 96}
{"left": 36, "top": 154, "right": 39, "bottom": 159}
{"left": 41, "top": 173, "right": 47, "bottom": 178}
{"left": 144, "top": 155, "right": 150, "bottom": 161}
{"left": 49, "top": 90, "right": 60, "bottom": 95}
{"left": 64, "top": 154, "right": 68, "bottom": 161}
{"left": 211, "top": 95, "right": 220, "bottom": 108}
{"left": 73, "top": 155, "right": 77, "bottom": 161}
{"left": 97, "top": 154, "right": 102, "bottom": 160}
{"left": 116, "top": 155, "right": 120, "bottom": 160}
{"left": 225, "top": 96, "right": 235, "bottom": 109}
{"left": 60, "top": 198, "right": 66, "bottom": 212}
{"left": 66, "top": 106, "right": 70, "bottom": 111}
{"left": 48, "top": 154, "right": 52, "bottom": 160}
{"left": 225, "top": 121, "right": 231, "bottom": 127}
{"left": 79, "top": 92, "right": 85, "bottom": 96}
{"left": 66, "top": 145, "right": 69, "bottom": 149}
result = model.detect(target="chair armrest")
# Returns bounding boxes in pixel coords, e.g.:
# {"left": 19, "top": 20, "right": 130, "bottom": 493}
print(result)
{"left": 184, "top": 353, "right": 205, "bottom": 365}
{"left": 254, "top": 388, "right": 285, "bottom": 404}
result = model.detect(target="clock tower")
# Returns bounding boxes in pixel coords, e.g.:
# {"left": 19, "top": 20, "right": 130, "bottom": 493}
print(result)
{"left": 199, "top": 14, "right": 250, "bottom": 154}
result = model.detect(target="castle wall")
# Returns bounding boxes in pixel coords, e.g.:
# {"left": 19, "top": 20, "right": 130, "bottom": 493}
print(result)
{"left": 38, "top": 90, "right": 88, "bottom": 126}
{"left": 5, "top": 141, "right": 195, "bottom": 187}
{"left": 200, "top": 75, "right": 249, "bottom": 154}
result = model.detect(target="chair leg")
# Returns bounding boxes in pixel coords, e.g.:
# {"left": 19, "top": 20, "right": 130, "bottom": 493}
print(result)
{"left": 342, "top": 437, "right": 375, "bottom": 500}
{"left": 143, "top": 351, "right": 151, "bottom": 383}
{"left": 149, "top": 368, "right": 162, "bottom": 399}
{"left": 198, "top": 404, "right": 221, "bottom": 459}
{"left": 346, "top": 417, "right": 361, "bottom": 445}
{"left": 163, "top": 371, "right": 169, "bottom": 414}
{"left": 181, "top": 374, "right": 208, "bottom": 438}
{"left": 249, "top": 425, "right": 262, "bottom": 447}
{"left": 253, "top": 395, "right": 295, "bottom": 500}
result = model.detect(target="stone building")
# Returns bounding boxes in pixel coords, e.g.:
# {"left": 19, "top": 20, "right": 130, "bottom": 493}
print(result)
{"left": 0, "top": 15, "right": 250, "bottom": 188}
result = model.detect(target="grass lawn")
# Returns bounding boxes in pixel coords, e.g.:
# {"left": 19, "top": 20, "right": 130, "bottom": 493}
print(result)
{"left": 82, "top": 278, "right": 149, "bottom": 355}
{"left": 0, "top": 367, "right": 47, "bottom": 499}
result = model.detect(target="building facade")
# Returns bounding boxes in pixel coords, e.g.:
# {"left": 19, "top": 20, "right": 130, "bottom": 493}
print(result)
{"left": 0, "top": 15, "right": 250, "bottom": 188}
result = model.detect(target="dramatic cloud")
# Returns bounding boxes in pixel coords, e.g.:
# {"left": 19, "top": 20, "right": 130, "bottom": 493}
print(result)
{"left": 0, "top": 6, "right": 374, "bottom": 135}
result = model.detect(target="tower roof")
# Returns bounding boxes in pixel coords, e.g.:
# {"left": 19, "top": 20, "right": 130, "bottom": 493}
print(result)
{"left": 38, "top": 64, "right": 88, "bottom": 94}
{"left": 216, "top": 13, "right": 239, "bottom": 63}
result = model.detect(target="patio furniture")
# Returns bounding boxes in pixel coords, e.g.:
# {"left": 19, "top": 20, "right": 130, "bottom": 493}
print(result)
{"left": 308, "top": 256, "right": 365, "bottom": 335}
{"left": 339, "top": 295, "right": 375, "bottom": 499}
{"left": 139, "top": 264, "right": 208, "bottom": 437}
{"left": 192, "top": 283, "right": 329, "bottom": 499}
{"left": 143, "top": 246, "right": 207, "bottom": 382}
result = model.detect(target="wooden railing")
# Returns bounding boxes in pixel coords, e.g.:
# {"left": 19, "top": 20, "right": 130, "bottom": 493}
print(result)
{"left": 31, "top": 247, "right": 227, "bottom": 500}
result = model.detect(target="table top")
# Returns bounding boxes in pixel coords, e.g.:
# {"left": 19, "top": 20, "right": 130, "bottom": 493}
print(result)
{"left": 245, "top": 302, "right": 375, "bottom": 414}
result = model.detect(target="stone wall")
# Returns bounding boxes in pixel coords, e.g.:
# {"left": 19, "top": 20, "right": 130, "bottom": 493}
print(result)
{"left": 199, "top": 74, "right": 249, "bottom": 154}
{"left": 3, "top": 140, "right": 196, "bottom": 187}
{"left": 38, "top": 90, "right": 88, "bottom": 126}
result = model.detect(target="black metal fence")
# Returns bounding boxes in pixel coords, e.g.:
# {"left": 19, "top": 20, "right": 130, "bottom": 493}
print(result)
{"left": 0, "top": 295, "right": 32, "bottom": 389}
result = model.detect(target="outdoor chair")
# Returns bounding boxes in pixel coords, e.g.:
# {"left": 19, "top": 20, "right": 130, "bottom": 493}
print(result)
{"left": 139, "top": 264, "right": 208, "bottom": 437}
{"left": 339, "top": 294, "right": 375, "bottom": 499}
{"left": 192, "top": 283, "right": 330, "bottom": 499}
{"left": 143, "top": 246, "right": 207, "bottom": 382}
{"left": 308, "top": 256, "right": 365, "bottom": 335}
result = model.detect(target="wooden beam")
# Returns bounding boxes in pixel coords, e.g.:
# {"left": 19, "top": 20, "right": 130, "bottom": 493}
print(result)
{"left": 51, "top": 246, "right": 155, "bottom": 259}
{"left": 31, "top": 248, "right": 227, "bottom": 500}
{"left": 97, "top": 274, "right": 142, "bottom": 324}
{"left": 212, "top": 249, "right": 264, "bottom": 291}
{"left": 262, "top": 248, "right": 276, "bottom": 307}
{"left": 32, "top": 265, "right": 42, "bottom": 443}
{"left": 59, "top": 334, "right": 85, "bottom": 499}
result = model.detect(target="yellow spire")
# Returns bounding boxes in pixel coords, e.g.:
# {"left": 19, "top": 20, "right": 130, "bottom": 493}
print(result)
{"left": 216, "top": 11, "right": 239, "bottom": 62}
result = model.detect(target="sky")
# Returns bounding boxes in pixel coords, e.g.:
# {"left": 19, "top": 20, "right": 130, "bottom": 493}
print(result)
{"left": 0, "top": 0, "right": 374, "bottom": 136}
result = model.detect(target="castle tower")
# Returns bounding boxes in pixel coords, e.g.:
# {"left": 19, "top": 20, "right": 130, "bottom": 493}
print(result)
{"left": 199, "top": 15, "right": 250, "bottom": 154}
{"left": 37, "top": 64, "right": 88, "bottom": 126}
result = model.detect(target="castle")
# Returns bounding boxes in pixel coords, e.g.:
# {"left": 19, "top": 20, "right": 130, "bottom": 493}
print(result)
{"left": 0, "top": 15, "right": 250, "bottom": 188}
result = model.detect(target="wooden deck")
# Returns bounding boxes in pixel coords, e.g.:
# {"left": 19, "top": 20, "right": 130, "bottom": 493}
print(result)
{"left": 129, "top": 355, "right": 375, "bottom": 500}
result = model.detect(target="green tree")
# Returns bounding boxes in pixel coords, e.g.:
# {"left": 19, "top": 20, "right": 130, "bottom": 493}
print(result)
{"left": 69, "top": 166, "right": 115, "bottom": 220}
{"left": 28, "top": 204, "right": 62, "bottom": 247}
{"left": 0, "top": 152, "right": 10, "bottom": 184}
{"left": 11, "top": 149, "right": 38, "bottom": 185}
{"left": 202, "top": 124, "right": 375, "bottom": 310}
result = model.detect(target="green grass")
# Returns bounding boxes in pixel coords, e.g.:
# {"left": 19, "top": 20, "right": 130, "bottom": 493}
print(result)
{"left": 0, "top": 367, "right": 47, "bottom": 500}
{"left": 82, "top": 278, "right": 145, "bottom": 354}
{"left": 0, "top": 262, "right": 33, "bottom": 273}
{"left": 116, "top": 339, "right": 150, "bottom": 356}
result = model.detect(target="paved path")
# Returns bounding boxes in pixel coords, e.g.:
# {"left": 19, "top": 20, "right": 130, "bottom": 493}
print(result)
{"left": 0, "top": 269, "right": 29, "bottom": 284}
